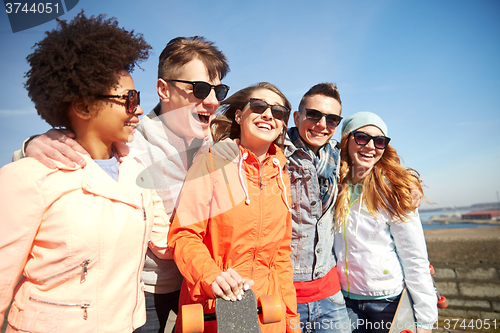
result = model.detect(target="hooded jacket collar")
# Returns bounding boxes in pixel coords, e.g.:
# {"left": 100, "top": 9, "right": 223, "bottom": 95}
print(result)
{"left": 51, "top": 151, "right": 144, "bottom": 209}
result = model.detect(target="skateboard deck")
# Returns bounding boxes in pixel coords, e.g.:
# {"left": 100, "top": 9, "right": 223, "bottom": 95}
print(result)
{"left": 181, "top": 289, "right": 282, "bottom": 333}
{"left": 389, "top": 287, "right": 416, "bottom": 333}
{"left": 215, "top": 289, "right": 261, "bottom": 333}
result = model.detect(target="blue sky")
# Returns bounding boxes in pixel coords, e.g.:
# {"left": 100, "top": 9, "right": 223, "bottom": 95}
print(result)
{"left": 1, "top": 0, "right": 499, "bottom": 209}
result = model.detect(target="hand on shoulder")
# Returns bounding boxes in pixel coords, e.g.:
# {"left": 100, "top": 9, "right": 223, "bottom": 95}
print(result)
{"left": 25, "top": 129, "right": 89, "bottom": 168}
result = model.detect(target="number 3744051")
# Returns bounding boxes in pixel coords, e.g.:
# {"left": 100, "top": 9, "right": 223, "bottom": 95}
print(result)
{"left": 5, "top": 3, "right": 60, "bottom": 14}
{"left": 443, "top": 319, "right": 497, "bottom": 330}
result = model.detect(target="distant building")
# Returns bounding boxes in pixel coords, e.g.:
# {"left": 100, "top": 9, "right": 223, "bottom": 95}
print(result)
{"left": 461, "top": 210, "right": 500, "bottom": 220}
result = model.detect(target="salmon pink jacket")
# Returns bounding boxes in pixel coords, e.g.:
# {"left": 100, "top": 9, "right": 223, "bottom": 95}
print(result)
{"left": 168, "top": 144, "right": 300, "bottom": 333}
{"left": 0, "top": 151, "right": 171, "bottom": 332}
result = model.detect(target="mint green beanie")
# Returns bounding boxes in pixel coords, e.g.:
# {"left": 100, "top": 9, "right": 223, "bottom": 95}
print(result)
{"left": 341, "top": 112, "right": 388, "bottom": 137}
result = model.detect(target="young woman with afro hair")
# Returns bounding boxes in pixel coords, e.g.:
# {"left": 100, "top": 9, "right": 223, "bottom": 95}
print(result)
{"left": 0, "top": 11, "right": 173, "bottom": 332}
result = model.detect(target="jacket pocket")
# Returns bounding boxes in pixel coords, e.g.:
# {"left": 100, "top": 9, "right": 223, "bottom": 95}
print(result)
{"left": 33, "top": 259, "right": 91, "bottom": 288}
{"left": 29, "top": 296, "right": 90, "bottom": 320}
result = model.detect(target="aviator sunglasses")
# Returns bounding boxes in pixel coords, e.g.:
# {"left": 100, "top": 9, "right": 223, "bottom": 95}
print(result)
{"left": 351, "top": 131, "right": 391, "bottom": 149}
{"left": 97, "top": 90, "right": 141, "bottom": 115}
{"left": 167, "top": 79, "right": 230, "bottom": 101}
{"left": 241, "top": 98, "right": 290, "bottom": 120}
{"left": 303, "top": 108, "right": 343, "bottom": 129}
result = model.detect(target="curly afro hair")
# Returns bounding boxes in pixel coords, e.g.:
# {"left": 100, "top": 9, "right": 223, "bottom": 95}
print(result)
{"left": 24, "top": 11, "right": 151, "bottom": 128}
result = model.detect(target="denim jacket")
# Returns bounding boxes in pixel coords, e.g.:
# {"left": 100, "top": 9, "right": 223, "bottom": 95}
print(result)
{"left": 284, "top": 128, "right": 340, "bottom": 282}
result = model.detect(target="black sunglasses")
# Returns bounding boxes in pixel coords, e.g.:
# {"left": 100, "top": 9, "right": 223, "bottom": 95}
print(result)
{"left": 97, "top": 90, "right": 140, "bottom": 115}
{"left": 167, "top": 79, "right": 230, "bottom": 101}
{"left": 351, "top": 131, "right": 391, "bottom": 149}
{"left": 241, "top": 98, "right": 290, "bottom": 121}
{"left": 303, "top": 109, "right": 343, "bottom": 129}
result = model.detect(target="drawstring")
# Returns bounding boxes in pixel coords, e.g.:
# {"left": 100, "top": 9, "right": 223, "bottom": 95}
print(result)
{"left": 273, "top": 158, "right": 292, "bottom": 212}
{"left": 238, "top": 152, "right": 250, "bottom": 205}
{"left": 237, "top": 151, "right": 291, "bottom": 210}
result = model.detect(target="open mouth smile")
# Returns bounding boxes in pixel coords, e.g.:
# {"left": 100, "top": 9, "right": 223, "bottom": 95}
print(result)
{"left": 194, "top": 112, "right": 211, "bottom": 124}
{"left": 308, "top": 129, "right": 328, "bottom": 137}
{"left": 255, "top": 121, "right": 274, "bottom": 131}
{"left": 359, "top": 152, "right": 375, "bottom": 158}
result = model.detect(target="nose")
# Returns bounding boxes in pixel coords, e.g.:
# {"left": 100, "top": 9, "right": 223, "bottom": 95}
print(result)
{"left": 316, "top": 115, "right": 327, "bottom": 129}
{"left": 134, "top": 105, "right": 144, "bottom": 117}
{"left": 365, "top": 137, "right": 376, "bottom": 149}
{"left": 202, "top": 88, "right": 220, "bottom": 108}
{"left": 261, "top": 107, "right": 274, "bottom": 119}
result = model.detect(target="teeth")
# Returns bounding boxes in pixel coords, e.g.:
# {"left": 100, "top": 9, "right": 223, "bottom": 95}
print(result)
{"left": 125, "top": 122, "right": 136, "bottom": 128}
{"left": 257, "top": 123, "right": 271, "bottom": 130}
{"left": 198, "top": 112, "right": 211, "bottom": 116}
{"left": 360, "top": 152, "right": 374, "bottom": 158}
{"left": 310, "top": 130, "right": 326, "bottom": 137}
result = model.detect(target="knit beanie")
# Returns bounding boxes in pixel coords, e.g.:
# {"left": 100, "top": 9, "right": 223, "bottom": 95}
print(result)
{"left": 341, "top": 111, "right": 388, "bottom": 137}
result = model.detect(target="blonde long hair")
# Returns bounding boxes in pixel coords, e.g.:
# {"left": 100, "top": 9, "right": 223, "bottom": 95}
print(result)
{"left": 335, "top": 133, "right": 425, "bottom": 227}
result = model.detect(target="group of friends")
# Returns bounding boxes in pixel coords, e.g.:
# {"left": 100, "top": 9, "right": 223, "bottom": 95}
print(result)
{"left": 0, "top": 12, "right": 438, "bottom": 333}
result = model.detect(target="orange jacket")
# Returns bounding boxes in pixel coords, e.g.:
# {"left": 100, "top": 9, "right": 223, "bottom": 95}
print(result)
{"left": 0, "top": 152, "right": 171, "bottom": 332}
{"left": 168, "top": 144, "right": 299, "bottom": 333}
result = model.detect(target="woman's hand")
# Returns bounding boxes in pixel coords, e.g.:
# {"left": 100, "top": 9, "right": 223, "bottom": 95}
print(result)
{"left": 210, "top": 138, "right": 240, "bottom": 163}
{"left": 410, "top": 186, "right": 423, "bottom": 209}
{"left": 25, "top": 129, "right": 88, "bottom": 168}
{"left": 211, "top": 268, "right": 254, "bottom": 301}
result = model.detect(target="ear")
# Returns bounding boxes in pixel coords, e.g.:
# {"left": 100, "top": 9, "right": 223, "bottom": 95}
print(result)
{"left": 235, "top": 109, "right": 242, "bottom": 124}
{"left": 293, "top": 111, "right": 300, "bottom": 127}
{"left": 70, "top": 99, "right": 92, "bottom": 120}
{"left": 157, "top": 78, "right": 170, "bottom": 102}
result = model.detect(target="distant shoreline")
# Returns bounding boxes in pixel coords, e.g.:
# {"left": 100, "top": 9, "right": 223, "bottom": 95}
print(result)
{"left": 427, "top": 216, "right": 500, "bottom": 225}
{"left": 420, "top": 201, "right": 500, "bottom": 213}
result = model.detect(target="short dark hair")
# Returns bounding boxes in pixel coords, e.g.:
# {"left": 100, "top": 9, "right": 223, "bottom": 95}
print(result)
{"left": 157, "top": 36, "right": 229, "bottom": 81}
{"left": 24, "top": 11, "right": 151, "bottom": 128}
{"left": 298, "top": 82, "right": 342, "bottom": 114}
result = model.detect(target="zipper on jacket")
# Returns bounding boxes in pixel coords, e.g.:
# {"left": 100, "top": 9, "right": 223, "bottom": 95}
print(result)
{"left": 132, "top": 195, "right": 149, "bottom": 329}
{"left": 343, "top": 194, "right": 359, "bottom": 296}
{"left": 29, "top": 296, "right": 90, "bottom": 320}
{"left": 80, "top": 260, "right": 90, "bottom": 283}
{"left": 36, "top": 259, "right": 91, "bottom": 284}
{"left": 252, "top": 157, "right": 268, "bottom": 280}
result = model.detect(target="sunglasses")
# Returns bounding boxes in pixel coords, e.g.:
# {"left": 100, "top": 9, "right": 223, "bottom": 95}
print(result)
{"left": 351, "top": 131, "right": 391, "bottom": 149}
{"left": 167, "top": 79, "right": 230, "bottom": 101}
{"left": 241, "top": 98, "right": 290, "bottom": 121}
{"left": 303, "top": 109, "right": 343, "bottom": 129}
{"left": 97, "top": 90, "right": 141, "bottom": 115}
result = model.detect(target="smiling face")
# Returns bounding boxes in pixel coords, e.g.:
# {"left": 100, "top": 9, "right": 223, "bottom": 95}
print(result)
{"left": 75, "top": 72, "right": 143, "bottom": 159}
{"left": 93, "top": 72, "right": 143, "bottom": 143}
{"left": 235, "top": 89, "right": 285, "bottom": 159}
{"left": 293, "top": 94, "right": 342, "bottom": 154}
{"left": 348, "top": 125, "right": 385, "bottom": 183}
{"left": 159, "top": 58, "right": 221, "bottom": 140}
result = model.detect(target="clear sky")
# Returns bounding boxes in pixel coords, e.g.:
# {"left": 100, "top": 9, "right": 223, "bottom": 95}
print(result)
{"left": 1, "top": 0, "right": 499, "bottom": 210}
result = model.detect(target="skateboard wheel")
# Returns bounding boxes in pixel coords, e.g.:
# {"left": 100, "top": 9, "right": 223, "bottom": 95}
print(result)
{"left": 258, "top": 294, "right": 282, "bottom": 324}
{"left": 182, "top": 303, "right": 204, "bottom": 333}
{"left": 437, "top": 296, "right": 448, "bottom": 309}
{"left": 400, "top": 330, "right": 413, "bottom": 333}
{"left": 429, "top": 265, "right": 435, "bottom": 276}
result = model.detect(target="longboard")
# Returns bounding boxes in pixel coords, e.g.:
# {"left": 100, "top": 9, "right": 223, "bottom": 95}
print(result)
{"left": 182, "top": 289, "right": 282, "bottom": 333}
{"left": 389, "top": 287, "right": 416, "bottom": 333}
